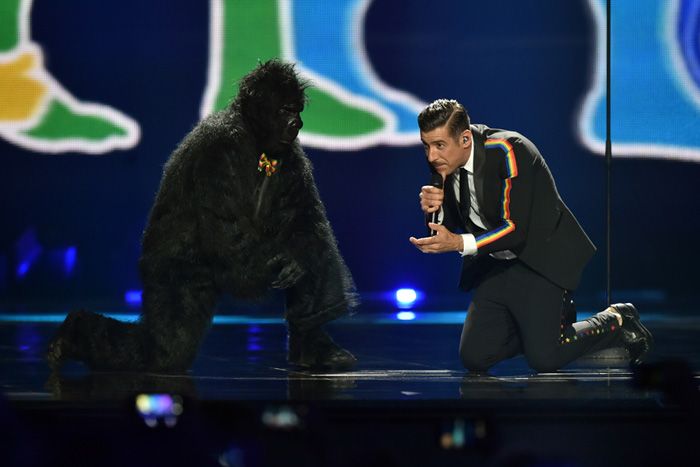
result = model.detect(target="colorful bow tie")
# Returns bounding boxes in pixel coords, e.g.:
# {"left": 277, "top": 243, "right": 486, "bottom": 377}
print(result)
{"left": 258, "top": 153, "right": 278, "bottom": 177}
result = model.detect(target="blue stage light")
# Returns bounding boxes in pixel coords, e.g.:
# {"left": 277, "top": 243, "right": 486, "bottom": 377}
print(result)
{"left": 396, "top": 311, "right": 416, "bottom": 321}
{"left": 395, "top": 288, "right": 417, "bottom": 307}
{"left": 125, "top": 290, "right": 143, "bottom": 306}
{"left": 247, "top": 343, "right": 263, "bottom": 352}
{"left": 15, "top": 228, "right": 42, "bottom": 279}
{"left": 16, "top": 261, "right": 30, "bottom": 278}
{"left": 63, "top": 247, "right": 77, "bottom": 275}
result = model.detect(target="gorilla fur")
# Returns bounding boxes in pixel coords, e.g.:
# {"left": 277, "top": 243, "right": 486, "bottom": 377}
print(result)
{"left": 47, "top": 60, "right": 358, "bottom": 372}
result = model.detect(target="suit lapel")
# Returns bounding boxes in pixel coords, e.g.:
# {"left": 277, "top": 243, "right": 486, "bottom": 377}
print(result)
{"left": 471, "top": 126, "right": 489, "bottom": 228}
{"left": 442, "top": 173, "right": 464, "bottom": 231}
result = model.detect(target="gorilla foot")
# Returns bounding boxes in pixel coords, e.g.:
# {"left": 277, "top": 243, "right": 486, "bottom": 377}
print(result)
{"left": 288, "top": 327, "right": 357, "bottom": 372}
{"left": 46, "top": 310, "right": 86, "bottom": 371}
{"left": 46, "top": 336, "right": 68, "bottom": 372}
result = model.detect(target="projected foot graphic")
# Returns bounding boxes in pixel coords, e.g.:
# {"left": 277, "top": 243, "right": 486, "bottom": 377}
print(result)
{"left": 579, "top": 0, "right": 700, "bottom": 162}
{"left": 0, "top": 0, "right": 140, "bottom": 154}
{"left": 201, "top": 0, "right": 426, "bottom": 150}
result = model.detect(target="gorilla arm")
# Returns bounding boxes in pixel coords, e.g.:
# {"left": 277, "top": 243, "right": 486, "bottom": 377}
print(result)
{"left": 271, "top": 150, "right": 360, "bottom": 319}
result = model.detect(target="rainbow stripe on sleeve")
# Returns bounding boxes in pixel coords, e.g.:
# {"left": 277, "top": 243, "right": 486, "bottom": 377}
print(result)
{"left": 484, "top": 139, "right": 518, "bottom": 177}
{"left": 475, "top": 139, "right": 518, "bottom": 249}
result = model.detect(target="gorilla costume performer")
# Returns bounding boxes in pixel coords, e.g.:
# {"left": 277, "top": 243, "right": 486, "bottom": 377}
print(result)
{"left": 47, "top": 60, "right": 359, "bottom": 372}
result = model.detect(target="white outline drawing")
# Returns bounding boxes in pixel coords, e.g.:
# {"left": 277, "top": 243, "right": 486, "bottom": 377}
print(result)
{"left": 0, "top": 0, "right": 140, "bottom": 155}
{"left": 578, "top": 0, "right": 700, "bottom": 162}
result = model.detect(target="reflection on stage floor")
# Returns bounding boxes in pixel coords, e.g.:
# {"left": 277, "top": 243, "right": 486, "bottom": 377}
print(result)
{"left": 2, "top": 310, "right": 699, "bottom": 404}
{"left": 2, "top": 310, "right": 699, "bottom": 467}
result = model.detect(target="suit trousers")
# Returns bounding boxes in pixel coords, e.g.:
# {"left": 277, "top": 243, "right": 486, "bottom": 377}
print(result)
{"left": 459, "top": 258, "right": 622, "bottom": 373}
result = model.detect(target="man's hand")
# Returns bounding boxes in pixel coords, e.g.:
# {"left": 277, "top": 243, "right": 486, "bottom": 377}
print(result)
{"left": 409, "top": 223, "right": 463, "bottom": 254}
{"left": 419, "top": 185, "right": 444, "bottom": 214}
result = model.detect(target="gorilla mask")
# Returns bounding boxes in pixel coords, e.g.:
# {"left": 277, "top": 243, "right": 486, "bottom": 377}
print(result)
{"left": 235, "top": 60, "right": 309, "bottom": 153}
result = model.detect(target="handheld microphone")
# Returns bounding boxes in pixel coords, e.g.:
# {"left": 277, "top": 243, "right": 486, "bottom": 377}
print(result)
{"left": 427, "top": 172, "right": 444, "bottom": 236}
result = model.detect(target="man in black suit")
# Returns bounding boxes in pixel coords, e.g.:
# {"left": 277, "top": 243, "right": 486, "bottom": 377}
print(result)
{"left": 409, "top": 99, "right": 653, "bottom": 372}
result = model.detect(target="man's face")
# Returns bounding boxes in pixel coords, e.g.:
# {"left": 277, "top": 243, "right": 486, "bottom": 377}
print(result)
{"left": 420, "top": 125, "right": 471, "bottom": 178}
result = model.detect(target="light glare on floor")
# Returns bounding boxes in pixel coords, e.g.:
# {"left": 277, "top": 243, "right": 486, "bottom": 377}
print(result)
{"left": 396, "top": 311, "right": 416, "bottom": 321}
{"left": 395, "top": 288, "right": 417, "bottom": 306}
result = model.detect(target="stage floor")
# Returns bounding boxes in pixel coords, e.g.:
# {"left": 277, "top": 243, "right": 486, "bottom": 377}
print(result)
{"left": 2, "top": 310, "right": 699, "bottom": 466}
{"left": 1, "top": 309, "right": 699, "bottom": 404}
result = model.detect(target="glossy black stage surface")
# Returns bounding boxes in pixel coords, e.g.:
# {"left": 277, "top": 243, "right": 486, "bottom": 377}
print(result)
{"left": 1, "top": 309, "right": 699, "bottom": 466}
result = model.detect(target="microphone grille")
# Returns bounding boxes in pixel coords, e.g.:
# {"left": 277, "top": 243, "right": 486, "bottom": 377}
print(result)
{"left": 430, "top": 172, "right": 443, "bottom": 189}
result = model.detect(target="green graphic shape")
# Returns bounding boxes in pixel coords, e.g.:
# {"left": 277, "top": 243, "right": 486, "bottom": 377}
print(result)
{"left": 215, "top": 0, "right": 280, "bottom": 109}
{"left": 303, "top": 88, "right": 383, "bottom": 135}
{"left": 23, "top": 99, "right": 126, "bottom": 140}
{"left": 0, "top": 0, "right": 140, "bottom": 153}
{"left": 214, "top": 0, "right": 383, "bottom": 136}
{"left": 0, "top": 0, "right": 21, "bottom": 52}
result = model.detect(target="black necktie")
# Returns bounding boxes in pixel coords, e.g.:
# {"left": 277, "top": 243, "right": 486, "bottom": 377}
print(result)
{"left": 459, "top": 168, "right": 471, "bottom": 223}
{"left": 459, "top": 168, "right": 484, "bottom": 234}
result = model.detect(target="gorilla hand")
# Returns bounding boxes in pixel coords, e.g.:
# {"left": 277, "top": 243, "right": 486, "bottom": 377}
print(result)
{"left": 270, "top": 254, "right": 305, "bottom": 289}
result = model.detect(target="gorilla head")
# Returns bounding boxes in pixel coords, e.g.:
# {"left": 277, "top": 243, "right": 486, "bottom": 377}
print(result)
{"left": 235, "top": 60, "right": 309, "bottom": 152}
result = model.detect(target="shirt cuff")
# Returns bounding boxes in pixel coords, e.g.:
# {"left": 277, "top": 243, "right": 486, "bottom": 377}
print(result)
{"left": 460, "top": 234, "right": 477, "bottom": 256}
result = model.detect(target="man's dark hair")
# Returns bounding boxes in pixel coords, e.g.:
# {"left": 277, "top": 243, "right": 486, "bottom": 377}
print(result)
{"left": 417, "top": 99, "right": 471, "bottom": 139}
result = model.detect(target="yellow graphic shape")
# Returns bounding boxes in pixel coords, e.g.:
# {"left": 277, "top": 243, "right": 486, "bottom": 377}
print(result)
{"left": 0, "top": 52, "right": 46, "bottom": 121}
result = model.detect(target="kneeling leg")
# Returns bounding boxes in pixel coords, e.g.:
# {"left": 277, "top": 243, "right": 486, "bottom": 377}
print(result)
{"left": 284, "top": 264, "right": 358, "bottom": 371}
{"left": 139, "top": 280, "right": 218, "bottom": 372}
{"left": 459, "top": 301, "right": 522, "bottom": 373}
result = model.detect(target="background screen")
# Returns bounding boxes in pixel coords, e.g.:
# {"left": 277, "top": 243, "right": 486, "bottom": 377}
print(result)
{"left": 1, "top": 0, "right": 698, "bottom": 313}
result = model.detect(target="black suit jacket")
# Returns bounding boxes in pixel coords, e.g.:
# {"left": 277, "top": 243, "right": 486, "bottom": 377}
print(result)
{"left": 441, "top": 125, "right": 596, "bottom": 291}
